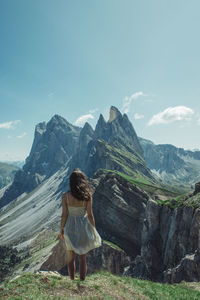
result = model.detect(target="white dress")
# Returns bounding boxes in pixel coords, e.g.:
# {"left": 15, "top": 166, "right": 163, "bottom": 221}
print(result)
{"left": 64, "top": 196, "right": 102, "bottom": 255}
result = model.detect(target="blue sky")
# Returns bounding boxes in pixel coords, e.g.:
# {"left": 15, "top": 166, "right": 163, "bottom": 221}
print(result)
{"left": 0, "top": 0, "right": 200, "bottom": 161}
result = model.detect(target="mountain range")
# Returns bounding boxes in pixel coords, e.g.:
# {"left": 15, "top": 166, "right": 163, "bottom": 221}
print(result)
{"left": 139, "top": 137, "right": 200, "bottom": 188}
{"left": 0, "top": 106, "right": 200, "bottom": 283}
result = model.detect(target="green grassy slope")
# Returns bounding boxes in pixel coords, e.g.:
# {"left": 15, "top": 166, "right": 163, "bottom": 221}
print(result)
{"left": 100, "top": 169, "right": 183, "bottom": 201}
{"left": 97, "top": 140, "right": 188, "bottom": 197}
{"left": 98, "top": 139, "right": 154, "bottom": 179}
{"left": 1, "top": 271, "right": 200, "bottom": 300}
{"left": 111, "top": 169, "right": 200, "bottom": 209}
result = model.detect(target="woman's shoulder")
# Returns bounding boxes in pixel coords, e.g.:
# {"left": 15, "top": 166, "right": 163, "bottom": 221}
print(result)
{"left": 62, "top": 192, "right": 69, "bottom": 203}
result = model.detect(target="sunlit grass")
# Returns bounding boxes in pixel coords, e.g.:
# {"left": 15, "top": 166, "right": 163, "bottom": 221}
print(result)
{"left": 1, "top": 271, "right": 200, "bottom": 300}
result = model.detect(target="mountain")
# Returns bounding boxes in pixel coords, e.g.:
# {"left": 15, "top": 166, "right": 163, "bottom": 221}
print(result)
{"left": 0, "top": 106, "right": 157, "bottom": 247}
{"left": 139, "top": 137, "right": 200, "bottom": 188}
{"left": 1, "top": 106, "right": 200, "bottom": 284}
{"left": 0, "top": 115, "right": 81, "bottom": 209}
{"left": 69, "top": 106, "right": 153, "bottom": 180}
{"left": 94, "top": 106, "right": 143, "bottom": 157}
{"left": 0, "top": 162, "right": 20, "bottom": 189}
{"left": 125, "top": 183, "right": 200, "bottom": 282}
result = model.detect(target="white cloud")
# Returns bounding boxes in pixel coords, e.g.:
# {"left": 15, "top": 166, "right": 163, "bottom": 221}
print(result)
{"left": 148, "top": 106, "right": 194, "bottom": 126}
{"left": 0, "top": 120, "right": 21, "bottom": 129}
{"left": 122, "top": 91, "right": 146, "bottom": 113}
{"left": 74, "top": 114, "right": 94, "bottom": 126}
{"left": 197, "top": 118, "right": 200, "bottom": 126}
{"left": 89, "top": 108, "right": 99, "bottom": 114}
{"left": 134, "top": 113, "right": 144, "bottom": 120}
{"left": 17, "top": 132, "right": 27, "bottom": 138}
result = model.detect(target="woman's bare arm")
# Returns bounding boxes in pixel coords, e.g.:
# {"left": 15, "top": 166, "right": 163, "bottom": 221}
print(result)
{"left": 86, "top": 196, "right": 95, "bottom": 227}
{"left": 60, "top": 193, "right": 68, "bottom": 235}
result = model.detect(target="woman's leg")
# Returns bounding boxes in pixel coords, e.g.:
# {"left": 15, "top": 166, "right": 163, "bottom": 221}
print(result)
{"left": 67, "top": 250, "right": 76, "bottom": 280}
{"left": 78, "top": 254, "right": 87, "bottom": 281}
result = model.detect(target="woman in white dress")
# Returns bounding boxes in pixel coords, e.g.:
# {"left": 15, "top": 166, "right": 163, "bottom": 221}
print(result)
{"left": 59, "top": 168, "right": 101, "bottom": 280}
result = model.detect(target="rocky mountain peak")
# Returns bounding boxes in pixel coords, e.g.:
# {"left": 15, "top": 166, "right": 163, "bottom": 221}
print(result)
{"left": 108, "top": 106, "right": 122, "bottom": 122}
{"left": 94, "top": 114, "right": 107, "bottom": 140}
{"left": 0, "top": 115, "right": 81, "bottom": 208}
{"left": 81, "top": 122, "right": 94, "bottom": 136}
{"left": 94, "top": 106, "right": 143, "bottom": 157}
{"left": 46, "top": 114, "right": 73, "bottom": 131}
{"left": 96, "top": 114, "right": 106, "bottom": 127}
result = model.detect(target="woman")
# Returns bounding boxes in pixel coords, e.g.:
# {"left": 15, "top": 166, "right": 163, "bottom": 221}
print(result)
{"left": 59, "top": 168, "right": 101, "bottom": 280}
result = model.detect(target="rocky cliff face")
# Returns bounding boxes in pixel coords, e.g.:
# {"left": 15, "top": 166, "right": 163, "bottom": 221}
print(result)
{"left": 91, "top": 170, "right": 149, "bottom": 257}
{"left": 95, "top": 106, "right": 143, "bottom": 157}
{"left": 139, "top": 137, "right": 200, "bottom": 187}
{"left": 0, "top": 115, "right": 81, "bottom": 209}
{"left": 25, "top": 115, "right": 81, "bottom": 177}
{"left": 125, "top": 186, "right": 200, "bottom": 283}
{"left": 40, "top": 238, "right": 130, "bottom": 276}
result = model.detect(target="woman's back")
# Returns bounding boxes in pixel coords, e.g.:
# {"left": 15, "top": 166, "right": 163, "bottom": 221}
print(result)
{"left": 66, "top": 191, "right": 86, "bottom": 207}
{"left": 60, "top": 168, "right": 101, "bottom": 281}
{"left": 64, "top": 191, "right": 101, "bottom": 255}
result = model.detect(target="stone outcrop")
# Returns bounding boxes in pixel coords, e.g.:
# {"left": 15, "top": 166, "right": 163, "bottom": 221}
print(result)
{"left": 40, "top": 238, "right": 130, "bottom": 276}
{"left": 40, "top": 239, "right": 68, "bottom": 272}
{"left": 125, "top": 196, "right": 200, "bottom": 283}
{"left": 194, "top": 182, "right": 200, "bottom": 195}
{"left": 163, "top": 249, "right": 200, "bottom": 283}
{"left": 92, "top": 170, "right": 149, "bottom": 257}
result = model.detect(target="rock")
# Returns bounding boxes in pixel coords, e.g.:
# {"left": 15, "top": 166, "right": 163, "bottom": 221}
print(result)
{"left": 194, "top": 182, "right": 200, "bottom": 195}
{"left": 40, "top": 239, "right": 68, "bottom": 272}
{"left": 92, "top": 171, "right": 149, "bottom": 256}
{"left": 40, "top": 239, "right": 130, "bottom": 276}
{"left": 86, "top": 241, "right": 130, "bottom": 275}
{"left": 69, "top": 107, "right": 152, "bottom": 179}
{"left": 0, "top": 115, "right": 81, "bottom": 208}
{"left": 69, "top": 122, "right": 96, "bottom": 176}
{"left": 163, "top": 249, "right": 200, "bottom": 283}
{"left": 128, "top": 200, "right": 200, "bottom": 282}
{"left": 94, "top": 106, "right": 144, "bottom": 157}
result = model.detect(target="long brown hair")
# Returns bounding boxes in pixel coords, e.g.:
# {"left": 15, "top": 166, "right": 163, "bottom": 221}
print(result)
{"left": 69, "top": 169, "right": 91, "bottom": 201}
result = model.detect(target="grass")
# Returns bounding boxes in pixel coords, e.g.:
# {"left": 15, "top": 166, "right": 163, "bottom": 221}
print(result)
{"left": 103, "top": 240, "right": 123, "bottom": 251}
{"left": 101, "top": 169, "right": 195, "bottom": 210}
{"left": 98, "top": 139, "right": 151, "bottom": 178}
{"left": 157, "top": 193, "right": 200, "bottom": 209}
{"left": 1, "top": 271, "right": 200, "bottom": 300}
{"left": 109, "top": 170, "right": 180, "bottom": 198}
